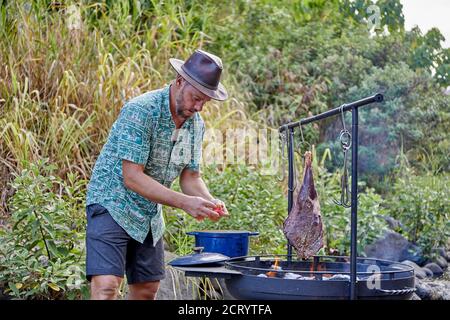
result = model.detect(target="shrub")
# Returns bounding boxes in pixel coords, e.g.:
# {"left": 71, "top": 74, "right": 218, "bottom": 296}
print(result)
{"left": 321, "top": 62, "right": 450, "bottom": 190}
{"left": 0, "top": 159, "right": 88, "bottom": 299}
{"left": 164, "top": 164, "right": 288, "bottom": 256}
{"left": 385, "top": 173, "right": 450, "bottom": 259}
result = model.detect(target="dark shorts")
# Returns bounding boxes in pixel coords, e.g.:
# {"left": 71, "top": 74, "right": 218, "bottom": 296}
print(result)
{"left": 85, "top": 203, "right": 165, "bottom": 284}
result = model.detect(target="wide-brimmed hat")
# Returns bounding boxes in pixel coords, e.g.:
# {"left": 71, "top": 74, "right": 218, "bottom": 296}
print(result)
{"left": 169, "top": 49, "right": 228, "bottom": 101}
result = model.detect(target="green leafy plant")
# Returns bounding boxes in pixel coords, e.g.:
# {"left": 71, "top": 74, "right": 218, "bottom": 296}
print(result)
{"left": 385, "top": 174, "right": 450, "bottom": 259}
{"left": 164, "top": 164, "right": 288, "bottom": 256}
{"left": 0, "top": 159, "right": 88, "bottom": 299}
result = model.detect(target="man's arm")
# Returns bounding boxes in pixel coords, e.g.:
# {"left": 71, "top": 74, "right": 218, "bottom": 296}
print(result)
{"left": 122, "top": 160, "right": 219, "bottom": 220}
{"left": 179, "top": 168, "right": 214, "bottom": 201}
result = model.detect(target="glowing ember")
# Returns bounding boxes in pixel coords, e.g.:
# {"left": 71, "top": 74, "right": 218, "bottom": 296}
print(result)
{"left": 266, "top": 258, "right": 281, "bottom": 277}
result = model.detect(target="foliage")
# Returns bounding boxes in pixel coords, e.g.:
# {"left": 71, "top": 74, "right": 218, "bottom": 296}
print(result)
{"left": 0, "top": 159, "right": 88, "bottom": 299}
{"left": 341, "top": 0, "right": 405, "bottom": 33}
{"left": 384, "top": 173, "right": 450, "bottom": 259}
{"left": 164, "top": 164, "right": 288, "bottom": 256}
{"left": 320, "top": 62, "right": 449, "bottom": 189}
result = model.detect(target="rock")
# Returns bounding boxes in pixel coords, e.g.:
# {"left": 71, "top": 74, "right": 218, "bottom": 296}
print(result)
{"left": 426, "top": 282, "right": 446, "bottom": 300}
{"left": 410, "top": 293, "right": 421, "bottom": 300}
{"left": 422, "top": 267, "right": 434, "bottom": 278}
{"left": 414, "top": 280, "right": 445, "bottom": 300}
{"left": 0, "top": 287, "right": 11, "bottom": 300}
{"left": 415, "top": 271, "right": 425, "bottom": 279}
{"left": 381, "top": 216, "right": 402, "bottom": 230}
{"left": 156, "top": 251, "right": 199, "bottom": 300}
{"left": 435, "top": 256, "right": 448, "bottom": 270}
{"left": 442, "top": 289, "right": 450, "bottom": 300}
{"left": 415, "top": 280, "right": 433, "bottom": 300}
{"left": 364, "top": 231, "right": 425, "bottom": 265}
{"left": 401, "top": 260, "right": 426, "bottom": 279}
{"left": 434, "top": 247, "right": 447, "bottom": 259}
{"left": 424, "top": 263, "right": 444, "bottom": 278}
{"left": 447, "top": 252, "right": 450, "bottom": 263}
{"left": 218, "top": 279, "right": 236, "bottom": 300}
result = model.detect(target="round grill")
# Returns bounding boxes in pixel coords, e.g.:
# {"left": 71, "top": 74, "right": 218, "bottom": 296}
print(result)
{"left": 221, "top": 255, "right": 415, "bottom": 300}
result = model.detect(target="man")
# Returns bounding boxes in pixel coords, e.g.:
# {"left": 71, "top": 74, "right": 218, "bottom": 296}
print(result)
{"left": 85, "top": 49, "right": 229, "bottom": 300}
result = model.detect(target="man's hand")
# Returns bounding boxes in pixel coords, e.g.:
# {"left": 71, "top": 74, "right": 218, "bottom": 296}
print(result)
{"left": 179, "top": 169, "right": 229, "bottom": 222}
{"left": 210, "top": 199, "right": 229, "bottom": 221}
{"left": 182, "top": 196, "right": 220, "bottom": 221}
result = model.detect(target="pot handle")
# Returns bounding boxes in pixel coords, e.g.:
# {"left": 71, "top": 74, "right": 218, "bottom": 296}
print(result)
{"left": 248, "top": 232, "right": 259, "bottom": 236}
{"left": 193, "top": 246, "right": 204, "bottom": 254}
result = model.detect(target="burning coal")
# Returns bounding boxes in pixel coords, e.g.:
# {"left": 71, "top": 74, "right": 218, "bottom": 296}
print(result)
{"left": 265, "top": 257, "right": 281, "bottom": 277}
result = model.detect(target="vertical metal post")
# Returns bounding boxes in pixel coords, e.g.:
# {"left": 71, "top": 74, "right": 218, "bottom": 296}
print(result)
{"left": 287, "top": 127, "right": 295, "bottom": 262}
{"left": 350, "top": 107, "right": 358, "bottom": 300}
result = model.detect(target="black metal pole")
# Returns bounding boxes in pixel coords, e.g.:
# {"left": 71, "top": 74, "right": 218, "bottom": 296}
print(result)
{"left": 279, "top": 94, "right": 383, "bottom": 133}
{"left": 287, "top": 127, "right": 294, "bottom": 262}
{"left": 350, "top": 107, "right": 358, "bottom": 300}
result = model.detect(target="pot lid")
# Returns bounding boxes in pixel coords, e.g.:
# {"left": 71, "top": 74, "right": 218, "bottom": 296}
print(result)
{"left": 168, "top": 247, "right": 230, "bottom": 267}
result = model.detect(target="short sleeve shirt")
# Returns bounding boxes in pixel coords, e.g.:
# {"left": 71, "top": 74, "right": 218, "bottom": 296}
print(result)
{"left": 86, "top": 85, "right": 205, "bottom": 244}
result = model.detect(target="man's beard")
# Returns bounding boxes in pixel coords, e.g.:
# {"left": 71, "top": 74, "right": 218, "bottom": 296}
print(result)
{"left": 175, "top": 85, "right": 193, "bottom": 118}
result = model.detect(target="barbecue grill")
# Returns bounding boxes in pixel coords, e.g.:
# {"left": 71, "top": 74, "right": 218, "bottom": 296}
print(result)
{"left": 171, "top": 93, "right": 417, "bottom": 300}
{"left": 175, "top": 255, "right": 415, "bottom": 300}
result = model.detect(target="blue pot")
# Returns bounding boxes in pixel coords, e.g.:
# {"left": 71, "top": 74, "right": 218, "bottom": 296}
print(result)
{"left": 186, "top": 230, "right": 259, "bottom": 258}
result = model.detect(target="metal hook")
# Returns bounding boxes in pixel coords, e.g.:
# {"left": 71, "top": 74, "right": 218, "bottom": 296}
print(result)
{"left": 298, "top": 123, "right": 312, "bottom": 151}
{"left": 332, "top": 147, "right": 351, "bottom": 208}
{"left": 286, "top": 130, "right": 298, "bottom": 192}
{"left": 339, "top": 104, "right": 352, "bottom": 149}
{"left": 334, "top": 104, "right": 352, "bottom": 208}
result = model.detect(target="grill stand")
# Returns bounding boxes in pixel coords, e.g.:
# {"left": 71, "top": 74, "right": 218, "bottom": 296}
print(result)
{"left": 279, "top": 93, "right": 384, "bottom": 300}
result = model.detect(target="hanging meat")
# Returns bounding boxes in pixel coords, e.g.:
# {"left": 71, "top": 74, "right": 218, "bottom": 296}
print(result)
{"left": 283, "top": 151, "right": 324, "bottom": 259}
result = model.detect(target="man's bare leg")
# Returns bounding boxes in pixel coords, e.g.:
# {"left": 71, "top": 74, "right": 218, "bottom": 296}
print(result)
{"left": 127, "top": 281, "right": 160, "bottom": 300}
{"left": 90, "top": 275, "right": 123, "bottom": 300}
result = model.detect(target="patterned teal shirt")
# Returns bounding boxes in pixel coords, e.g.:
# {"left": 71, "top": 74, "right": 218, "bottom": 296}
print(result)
{"left": 87, "top": 85, "right": 205, "bottom": 245}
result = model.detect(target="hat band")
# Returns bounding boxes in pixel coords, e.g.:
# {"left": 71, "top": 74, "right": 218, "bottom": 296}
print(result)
{"left": 181, "top": 65, "right": 218, "bottom": 90}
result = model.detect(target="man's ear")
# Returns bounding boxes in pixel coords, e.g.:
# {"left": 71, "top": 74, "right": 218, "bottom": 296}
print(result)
{"left": 176, "top": 74, "right": 184, "bottom": 87}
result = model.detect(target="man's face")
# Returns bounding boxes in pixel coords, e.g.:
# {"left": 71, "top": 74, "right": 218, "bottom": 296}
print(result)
{"left": 175, "top": 79, "right": 211, "bottom": 119}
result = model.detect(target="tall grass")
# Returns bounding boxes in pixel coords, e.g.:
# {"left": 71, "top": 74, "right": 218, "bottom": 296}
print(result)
{"left": 0, "top": 1, "right": 258, "bottom": 217}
